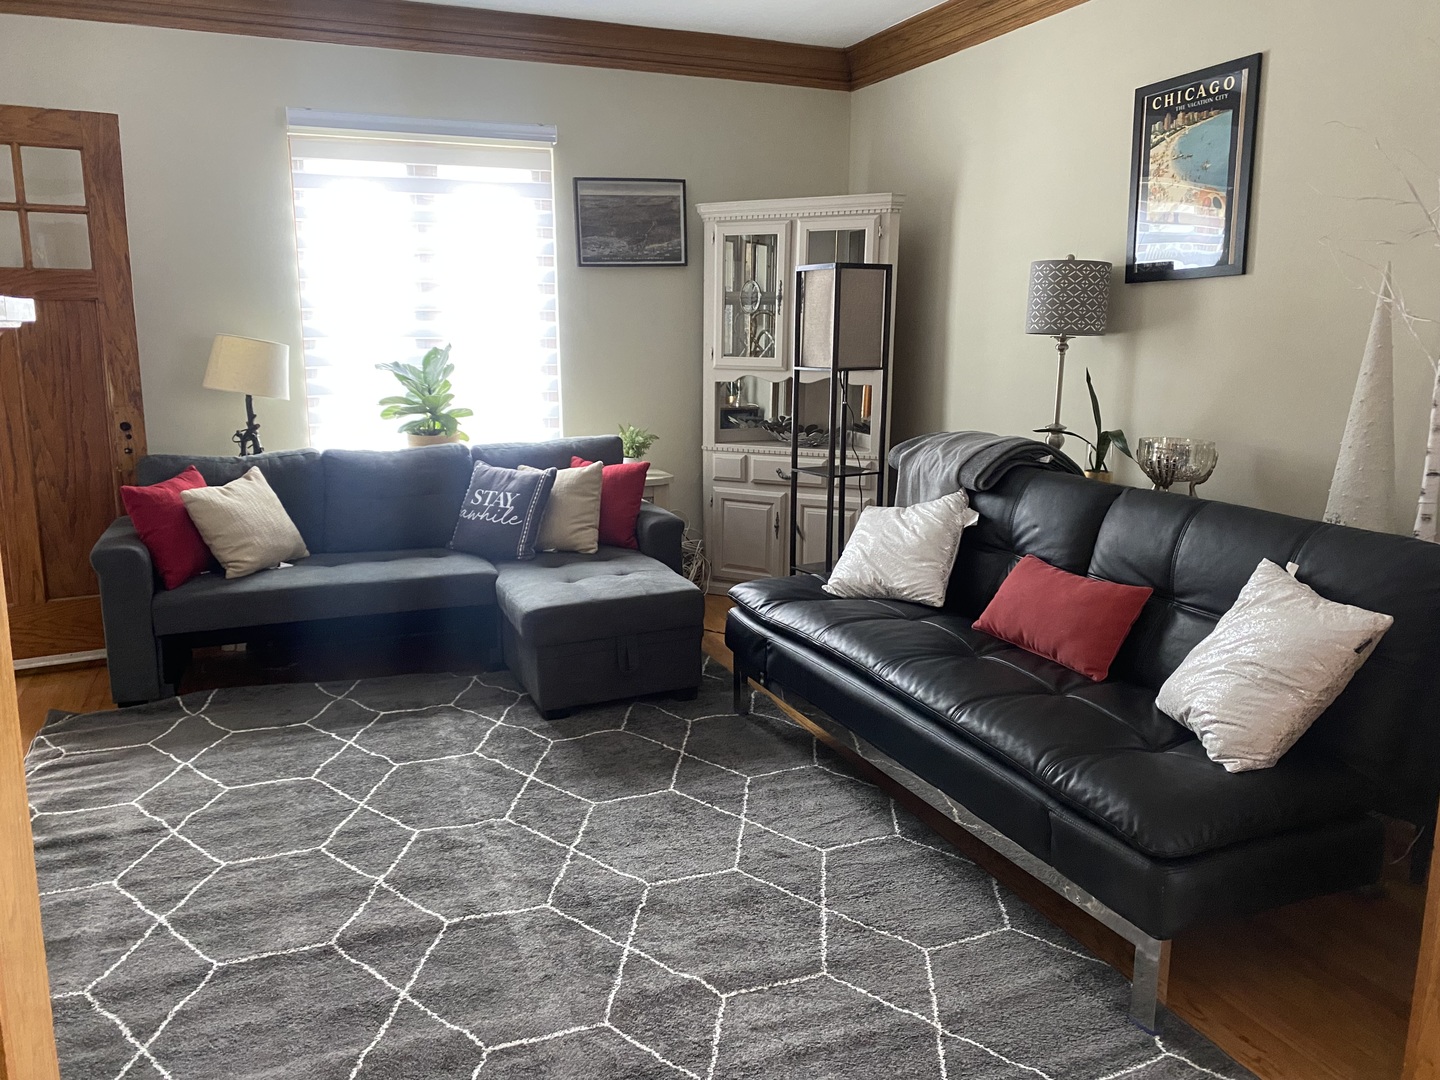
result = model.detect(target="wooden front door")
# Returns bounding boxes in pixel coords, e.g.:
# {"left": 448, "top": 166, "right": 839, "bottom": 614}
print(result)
{"left": 0, "top": 106, "right": 145, "bottom": 660}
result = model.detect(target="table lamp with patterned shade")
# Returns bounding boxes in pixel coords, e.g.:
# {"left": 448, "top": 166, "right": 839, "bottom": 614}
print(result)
{"left": 1025, "top": 255, "right": 1111, "bottom": 449}
{"left": 203, "top": 334, "right": 290, "bottom": 456}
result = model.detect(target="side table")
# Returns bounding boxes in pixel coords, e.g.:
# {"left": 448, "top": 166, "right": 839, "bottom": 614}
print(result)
{"left": 643, "top": 468, "right": 674, "bottom": 509}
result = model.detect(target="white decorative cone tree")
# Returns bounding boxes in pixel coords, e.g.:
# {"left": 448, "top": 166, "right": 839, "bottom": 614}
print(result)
{"left": 1325, "top": 265, "right": 1397, "bottom": 532}
{"left": 1416, "top": 359, "right": 1440, "bottom": 541}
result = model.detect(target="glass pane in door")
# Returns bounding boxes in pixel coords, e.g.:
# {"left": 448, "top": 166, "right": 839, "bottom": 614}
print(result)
{"left": 0, "top": 211, "right": 21, "bottom": 266}
{"left": 0, "top": 147, "right": 14, "bottom": 203}
{"left": 805, "top": 227, "right": 867, "bottom": 264}
{"left": 29, "top": 211, "right": 91, "bottom": 268}
{"left": 839, "top": 229, "right": 866, "bottom": 261}
{"left": 722, "top": 232, "right": 779, "bottom": 360}
{"left": 21, "top": 147, "right": 86, "bottom": 205}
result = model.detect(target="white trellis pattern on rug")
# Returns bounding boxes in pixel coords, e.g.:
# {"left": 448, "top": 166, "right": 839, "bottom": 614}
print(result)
{"left": 25, "top": 662, "right": 1251, "bottom": 1080}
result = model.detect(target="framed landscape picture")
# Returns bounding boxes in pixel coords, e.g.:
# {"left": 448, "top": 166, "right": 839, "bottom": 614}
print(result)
{"left": 1126, "top": 53, "right": 1263, "bottom": 283}
{"left": 574, "top": 177, "right": 687, "bottom": 267}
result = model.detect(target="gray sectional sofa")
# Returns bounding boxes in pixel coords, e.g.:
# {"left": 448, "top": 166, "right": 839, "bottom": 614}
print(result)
{"left": 91, "top": 435, "right": 703, "bottom": 711}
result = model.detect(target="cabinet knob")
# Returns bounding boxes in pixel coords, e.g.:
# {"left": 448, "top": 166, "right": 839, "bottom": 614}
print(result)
{"left": 774, "top": 512, "right": 780, "bottom": 538}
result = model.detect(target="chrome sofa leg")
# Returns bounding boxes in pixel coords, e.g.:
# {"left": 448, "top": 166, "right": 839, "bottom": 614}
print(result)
{"left": 1128, "top": 936, "right": 1170, "bottom": 1033}
{"left": 733, "top": 666, "right": 751, "bottom": 716}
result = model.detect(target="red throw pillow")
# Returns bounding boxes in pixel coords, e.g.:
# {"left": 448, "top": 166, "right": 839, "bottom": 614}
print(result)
{"left": 572, "top": 456, "right": 649, "bottom": 549}
{"left": 120, "top": 466, "right": 213, "bottom": 589}
{"left": 971, "top": 554, "right": 1152, "bottom": 681}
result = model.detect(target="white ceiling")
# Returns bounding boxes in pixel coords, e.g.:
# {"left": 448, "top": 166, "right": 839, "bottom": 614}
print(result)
{"left": 411, "top": 0, "right": 942, "bottom": 48}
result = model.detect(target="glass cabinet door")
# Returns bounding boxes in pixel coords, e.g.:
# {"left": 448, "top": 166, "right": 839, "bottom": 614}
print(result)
{"left": 715, "top": 222, "right": 789, "bottom": 370}
{"left": 796, "top": 216, "right": 876, "bottom": 267}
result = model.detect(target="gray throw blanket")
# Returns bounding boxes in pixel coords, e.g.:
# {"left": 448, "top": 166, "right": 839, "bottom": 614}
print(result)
{"left": 888, "top": 431, "right": 1083, "bottom": 505}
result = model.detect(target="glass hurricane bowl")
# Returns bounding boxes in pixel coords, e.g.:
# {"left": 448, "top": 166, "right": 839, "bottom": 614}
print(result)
{"left": 1135, "top": 437, "right": 1218, "bottom": 493}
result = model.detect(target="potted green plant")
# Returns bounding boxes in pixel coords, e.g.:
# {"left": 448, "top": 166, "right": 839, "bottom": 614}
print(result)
{"left": 619, "top": 424, "right": 659, "bottom": 463}
{"left": 377, "top": 344, "right": 473, "bottom": 446}
{"left": 1071, "top": 369, "right": 1133, "bottom": 482}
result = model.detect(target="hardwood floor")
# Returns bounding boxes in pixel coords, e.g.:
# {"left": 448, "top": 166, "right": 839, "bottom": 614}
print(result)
{"left": 16, "top": 661, "right": 112, "bottom": 746}
{"left": 15, "top": 597, "right": 1423, "bottom": 1080}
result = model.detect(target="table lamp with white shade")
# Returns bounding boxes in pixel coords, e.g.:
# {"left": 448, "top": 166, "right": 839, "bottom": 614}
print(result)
{"left": 1025, "top": 255, "right": 1111, "bottom": 449}
{"left": 203, "top": 334, "right": 290, "bottom": 456}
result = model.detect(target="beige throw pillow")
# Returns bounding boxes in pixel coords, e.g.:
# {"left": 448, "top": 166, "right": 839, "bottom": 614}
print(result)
{"left": 519, "top": 461, "right": 603, "bottom": 554}
{"left": 1156, "top": 559, "right": 1393, "bottom": 772}
{"left": 180, "top": 467, "right": 309, "bottom": 579}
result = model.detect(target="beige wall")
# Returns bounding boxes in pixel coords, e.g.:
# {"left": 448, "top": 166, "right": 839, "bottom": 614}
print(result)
{"left": 0, "top": 16, "right": 853, "bottom": 527}
{"left": 851, "top": 0, "right": 1440, "bottom": 524}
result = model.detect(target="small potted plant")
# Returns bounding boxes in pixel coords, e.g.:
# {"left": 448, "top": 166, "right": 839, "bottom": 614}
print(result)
{"left": 619, "top": 424, "right": 659, "bottom": 463}
{"left": 1071, "top": 369, "right": 1132, "bottom": 482}
{"left": 377, "top": 344, "right": 473, "bottom": 446}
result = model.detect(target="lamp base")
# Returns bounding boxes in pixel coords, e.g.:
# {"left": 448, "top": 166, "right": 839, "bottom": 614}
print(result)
{"left": 1042, "top": 335, "right": 1074, "bottom": 450}
{"left": 1034, "top": 423, "right": 1068, "bottom": 451}
{"left": 232, "top": 394, "right": 264, "bottom": 457}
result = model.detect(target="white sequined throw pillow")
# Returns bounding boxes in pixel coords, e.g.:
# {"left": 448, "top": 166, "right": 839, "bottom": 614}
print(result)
{"left": 822, "top": 492, "right": 979, "bottom": 607}
{"left": 1156, "top": 559, "right": 1393, "bottom": 772}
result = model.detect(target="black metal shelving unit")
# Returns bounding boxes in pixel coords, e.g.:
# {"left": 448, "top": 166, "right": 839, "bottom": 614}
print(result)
{"left": 786, "top": 262, "right": 893, "bottom": 578}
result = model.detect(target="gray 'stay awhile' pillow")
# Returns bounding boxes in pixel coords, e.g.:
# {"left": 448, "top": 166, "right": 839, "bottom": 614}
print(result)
{"left": 450, "top": 461, "right": 556, "bottom": 561}
{"left": 1156, "top": 559, "right": 1393, "bottom": 772}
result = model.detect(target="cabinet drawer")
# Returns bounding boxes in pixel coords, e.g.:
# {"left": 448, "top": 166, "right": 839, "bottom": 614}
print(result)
{"left": 753, "top": 461, "right": 822, "bottom": 487}
{"left": 712, "top": 452, "right": 748, "bottom": 482}
{"left": 753, "top": 461, "right": 877, "bottom": 494}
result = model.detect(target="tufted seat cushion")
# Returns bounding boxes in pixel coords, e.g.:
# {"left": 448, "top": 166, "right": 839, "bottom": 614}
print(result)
{"left": 730, "top": 573, "right": 1374, "bottom": 860}
{"left": 495, "top": 548, "right": 703, "bottom": 647}
{"left": 153, "top": 549, "right": 498, "bottom": 636}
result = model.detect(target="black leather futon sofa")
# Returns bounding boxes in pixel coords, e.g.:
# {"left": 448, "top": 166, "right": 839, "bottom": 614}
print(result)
{"left": 726, "top": 466, "right": 1440, "bottom": 1028}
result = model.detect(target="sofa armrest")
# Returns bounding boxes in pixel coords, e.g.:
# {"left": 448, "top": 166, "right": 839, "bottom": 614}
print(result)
{"left": 90, "top": 517, "right": 167, "bottom": 703}
{"left": 634, "top": 502, "right": 685, "bottom": 574}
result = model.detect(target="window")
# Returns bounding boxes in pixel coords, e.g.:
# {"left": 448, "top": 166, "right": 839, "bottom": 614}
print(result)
{"left": 286, "top": 112, "right": 559, "bottom": 449}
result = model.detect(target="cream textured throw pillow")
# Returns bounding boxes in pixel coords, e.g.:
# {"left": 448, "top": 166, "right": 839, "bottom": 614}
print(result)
{"left": 519, "top": 461, "right": 603, "bottom": 554}
{"left": 1156, "top": 559, "right": 1393, "bottom": 772}
{"left": 822, "top": 491, "right": 979, "bottom": 607}
{"left": 180, "top": 467, "right": 309, "bottom": 579}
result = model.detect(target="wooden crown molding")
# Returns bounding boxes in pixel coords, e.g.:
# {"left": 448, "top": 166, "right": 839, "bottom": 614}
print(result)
{"left": 847, "top": 0, "right": 1091, "bottom": 90}
{"left": 0, "top": 0, "right": 1087, "bottom": 91}
{"left": 0, "top": 0, "right": 853, "bottom": 90}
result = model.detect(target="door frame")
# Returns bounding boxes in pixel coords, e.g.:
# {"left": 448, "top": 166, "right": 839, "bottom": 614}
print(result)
{"left": 0, "top": 324, "right": 61, "bottom": 1078}
{"left": 0, "top": 105, "right": 147, "bottom": 660}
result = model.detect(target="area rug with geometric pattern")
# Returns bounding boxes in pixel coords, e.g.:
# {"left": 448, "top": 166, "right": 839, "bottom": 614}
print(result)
{"left": 25, "top": 659, "right": 1253, "bottom": 1080}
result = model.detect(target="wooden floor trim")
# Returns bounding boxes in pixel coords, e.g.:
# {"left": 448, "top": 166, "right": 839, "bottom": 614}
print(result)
{"left": 2, "top": 0, "right": 1091, "bottom": 91}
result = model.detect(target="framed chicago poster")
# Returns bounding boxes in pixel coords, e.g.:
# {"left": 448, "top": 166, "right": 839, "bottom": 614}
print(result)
{"left": 1126, "top": 53, "right": 1263, "bottom": 283}
{"left": 574, "top": 177, "right": 687, "bottom": 267}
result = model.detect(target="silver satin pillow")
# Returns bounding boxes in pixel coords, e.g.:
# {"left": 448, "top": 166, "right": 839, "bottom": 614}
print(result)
{"left": 822, "top": 492, "right": 979, "bottom": 607}
{"left": 1156, "top": 559, "right": 1393, "bottom": 772}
